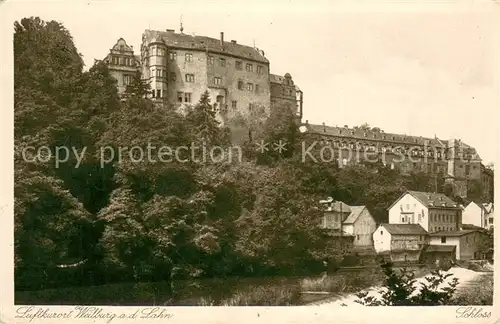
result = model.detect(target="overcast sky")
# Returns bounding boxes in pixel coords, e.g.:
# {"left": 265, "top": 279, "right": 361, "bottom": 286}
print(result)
{"left": 3, "top": 0, "right": 499, "bottom": 164}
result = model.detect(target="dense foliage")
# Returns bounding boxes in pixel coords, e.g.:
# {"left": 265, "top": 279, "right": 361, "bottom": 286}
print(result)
{"left": 14, "top": 17, "right": 491, "bottom": 293}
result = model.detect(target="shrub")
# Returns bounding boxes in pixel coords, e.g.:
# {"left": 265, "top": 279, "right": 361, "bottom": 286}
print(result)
{"left": 450, "top": 274, "right": 493, "bottom": 305}
{"left": 355, "top": 261, "right": 459, "bottom": 306}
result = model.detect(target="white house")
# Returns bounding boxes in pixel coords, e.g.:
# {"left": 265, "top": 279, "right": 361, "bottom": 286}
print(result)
{"left": 388, "top": 191, "right": 462, "bottom": 233}
{"left": 372, "top": 223, "right": 428, "bottom": 262}
{"left": 462, "top": 202, "right": 494, "bottom": 229}
{"left": 342, "top": 206, "right": 377, "bottom": 249}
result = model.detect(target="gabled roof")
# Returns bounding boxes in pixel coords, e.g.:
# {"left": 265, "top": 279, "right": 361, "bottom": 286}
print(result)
{"left": 344, "top": 206, "right": 366, "bottom": 224}
{"left": 429, "top": 229, "right": 479, "bottom": 237}
{"left": 143, "top": 29, "right": 269, "bottom": 63}
{"left": 380, "top": 223, "right": 428, "bottom": 235}
{"left": 326, "top": 201, "right": 352, "bottom": 213}
{"left": 388, "top": 191, "right": 460, "bottom": 210}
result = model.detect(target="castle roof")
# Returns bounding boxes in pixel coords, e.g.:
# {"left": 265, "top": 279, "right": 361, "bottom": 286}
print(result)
{"left": 143, "top": 30, "right": 269, "bottom": 64}
{"left": 301, "top": 124, "right": 479, "bottom": 157}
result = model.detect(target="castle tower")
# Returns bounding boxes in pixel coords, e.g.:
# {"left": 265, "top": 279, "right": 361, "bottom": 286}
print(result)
{"left": 148, "top": 37, "right": 168, "bottom": 100}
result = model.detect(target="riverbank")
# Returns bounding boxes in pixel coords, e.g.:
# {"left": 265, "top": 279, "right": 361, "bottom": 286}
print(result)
{"left": 309, "top": 266, "right": 491, "bottom": 307}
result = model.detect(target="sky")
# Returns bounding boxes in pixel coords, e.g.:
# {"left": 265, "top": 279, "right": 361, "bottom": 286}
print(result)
{"left": 3, "top": 0, "right": 499, "bottom": 164}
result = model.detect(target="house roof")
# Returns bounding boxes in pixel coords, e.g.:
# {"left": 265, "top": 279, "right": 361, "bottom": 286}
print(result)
{"left": 429, "top": 229, "right": 479, "bottom": 237}
{"left": 425, "top": 245, "right": 456, "bottom": 253}
{"left": 344, "top": 206, "right": 366, "bottom": 224}
{"left": 143, "top": 30, "right": 269, "bottom": 63}
{"left": 388, "top": 191, "right": 460, "bottom": 210}
{"left": 380, "top": 223, "right": 428, "bottom": 235}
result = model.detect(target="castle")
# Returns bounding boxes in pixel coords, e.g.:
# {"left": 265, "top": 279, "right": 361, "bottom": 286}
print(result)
{"left": 100, "top": 31, "right": 303, "bottom": 126}
{"left": 99, "top": 30, "right": 493, "bottom": 201}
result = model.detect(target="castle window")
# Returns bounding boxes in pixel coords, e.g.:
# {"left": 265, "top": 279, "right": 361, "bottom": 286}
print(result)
{"left": 208, "top": 56, "right": 214, "bottom": 65}
{"left": 219, "top": 58, "right": 226, "bottom": 67}
{"left": 255, "top": 84, "right": 260, "bottom": 94}
{"left": 238, "top": 80, "right": 244, "bottom": 90}
{"left": 257, "top": 65, "right": 263, "bottom": 74}
{"left": 236, "top": 61, "right": 242, "bottom": 70}
{"left": 177, "top": 92, "right": 183, "bottom": 102}
{"left": 247, "top": 83, "right": 254, "bottom": 91}
{"left": 185, "top": 53, "right": 193, "bottom": 62}
{"left": 246, "top": 63, "right": 253, "bottom": 72}
{"left": 441, "top": 236, "right": 446, "bottom": 243}
{"left": 156, "top": 89, "right": 161, "bottom": 98}
{"left": 171, "top": 72, "right": 176, "bottom": 82}
{"left": 169, "top": 51, "right": 177, "bottom": 61}
{"left": 151, "top": 89, "right": 155, "bottom": 98}
{"left": 214, "top": 77, "right": 222, "bottom": 86}
{"left": 248, "top": 103, "right": 254, "bottom": 111}
{"left": 185, "top": 74, "right": 195, "bottom": 83}
{"left": 184, "top": 92, "right": 192, "bottom": 103}
{"left": 232, "top": 100, "right": 237, "bottom": 109}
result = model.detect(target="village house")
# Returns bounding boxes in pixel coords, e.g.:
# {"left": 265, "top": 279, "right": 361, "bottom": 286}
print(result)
{"left": 372, "top": 223, "right": 428, "bottom": 262}
{"left": 388, "top": 191, "right": 462, "bottom": 233}
{"left": 428, "top": 229, "right": 490, "bottom": 260}
{"left": 462, "top": 201, "right": 494, "bottom": 230}
{"left": 319, "top": 198, "right": 377, "bottom": 249}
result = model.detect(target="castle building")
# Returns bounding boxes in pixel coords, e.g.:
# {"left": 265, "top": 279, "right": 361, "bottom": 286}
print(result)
{"left": 300, "top": 122, "right": 492, "bottom": 199}
{"left": 100, "top": 38, "right": 141, "bottom": 95}
{"left": 139, "top": 29, "right": 275, "bottom": 124}
{"left": 270, "top": 73, "right": 303, "bottom": 120}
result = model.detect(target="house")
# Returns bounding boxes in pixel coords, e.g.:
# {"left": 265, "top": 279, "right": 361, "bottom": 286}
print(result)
{"left": 342, "top": 206, "right": 377, "bottom": 249}
{"left": 428, "top": 229, "right": 490, "bottom": 260}
{"left": 319, "top": 198, "right": 376, "bottom": 249}
{"left": 388, "top": 191, "right": 462, "bottom": 233}
{"left": 462, "top": 201, "right": 494, "bottom": 229}
{"left": 372, "top": 223, "right": 428, "bottom": 262}
{"left": 319, "top": 198, "right": 351, "bottom": 230}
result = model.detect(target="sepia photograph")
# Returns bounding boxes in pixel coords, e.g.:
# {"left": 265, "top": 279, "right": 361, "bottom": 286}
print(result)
{"left": 1, "top": 0, "right": 498, "bottom": 321}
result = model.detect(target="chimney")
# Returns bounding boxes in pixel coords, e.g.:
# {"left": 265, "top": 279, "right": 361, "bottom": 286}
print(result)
{"left": 305, "top": 120, "right": 309, "bottom": 125}
{"left": 231, "top": 40, "right": 237, "bottom": 44}
{"left": 220, "top": 32, "right": 224, "bottom": 46}
{"left": 130, "top": 45, "right": 134, "bottom": 51}
{"left": 322, "top": 122, "right": 326, "bottom": 132}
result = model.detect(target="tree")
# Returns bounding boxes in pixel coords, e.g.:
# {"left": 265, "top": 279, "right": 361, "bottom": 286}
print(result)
{"left": 125, "top": 70, "right": 151, "bottom": 98}
{"left": 355, "top": 261, "right": 459, "bottom": 306}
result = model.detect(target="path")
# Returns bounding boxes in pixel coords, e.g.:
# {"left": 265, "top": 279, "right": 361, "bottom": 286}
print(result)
{"left": 308, "top": 267, "right": 488, "bottom": 307}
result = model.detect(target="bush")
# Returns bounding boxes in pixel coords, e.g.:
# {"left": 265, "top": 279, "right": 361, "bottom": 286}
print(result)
{"left": 192, "top": 285, "right": 301, "bottom": 306}
{"left": 450, "top": 274, "right": 493, "bottom": 305}
{"left": 301, "top": 270, "right": 384, "bottom": 293}
{"left": 355, "top": 261, "right": 459, "bottom": 306}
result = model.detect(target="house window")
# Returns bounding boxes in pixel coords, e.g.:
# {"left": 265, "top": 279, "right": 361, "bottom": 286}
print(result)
{"left": 219, "top": 58, "right": 226, "bottom": 67}
{"left": 185, "top": 74, "right": 195, "bottom": 82}
{"left": 151, "top": 89, "right": 155, "bottom": 98}
{"left": 169, "top": 51, "right": 177, "bottom": 61}
{"left": 171, "top": 72, "right": 176, "bottom": 81}
{"left": 208, "top": 56, "right": 214, "bottom": 65}
{"left": 177, "top": 92, "right": 183, "bottom": 103}
{"left": 356, "top": 235, "right": 360, "bottom": 240}
{"left": 235, "top": 61, "right": 242, "bottom": 70}
{"left": 401, "top": 215, "right": 406, "bottom": 222}
{"left": 231, "top": 100, "right": 237, "bottom": 109}
{"left": 184, "top": 92, "right": 192, "bottom": 103}
{"left": 247, "top": 83, "right": 254, "bottom": 91}
{"left": 238, "top": 80, "right": 244, "bottom": 90}
{"left": 214, "top": 77, "right": 222, "bottom": 85}
{"left": 156, "top": 89, "right": 161, "bottom": 98}
{"left": 257, "top": 65, "right": 263, "bottom": 74}
{"left": 255, "top": 84, "right": 260, "bottom": 94}
{"left": 248, "top": 103, "right": 254, "bottom": 111}
{"left": 380, "top": 230, "right": 383, "bottom": 235}
{"left": 185, "top": 53, "right": 193, "bottom": 62}
{"left": 441, "top": 236, "right": 446, "bottom": 243}
{"left": 489, "top": 217, "right": 493, "bottom": 224}
{"left": 246, "top": 63, "right": 253, "bottom": 72}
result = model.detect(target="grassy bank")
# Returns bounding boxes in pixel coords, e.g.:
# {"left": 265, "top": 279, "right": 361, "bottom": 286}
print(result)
{"left": 451, "top": 273, "right": 494, "bottom": 305}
